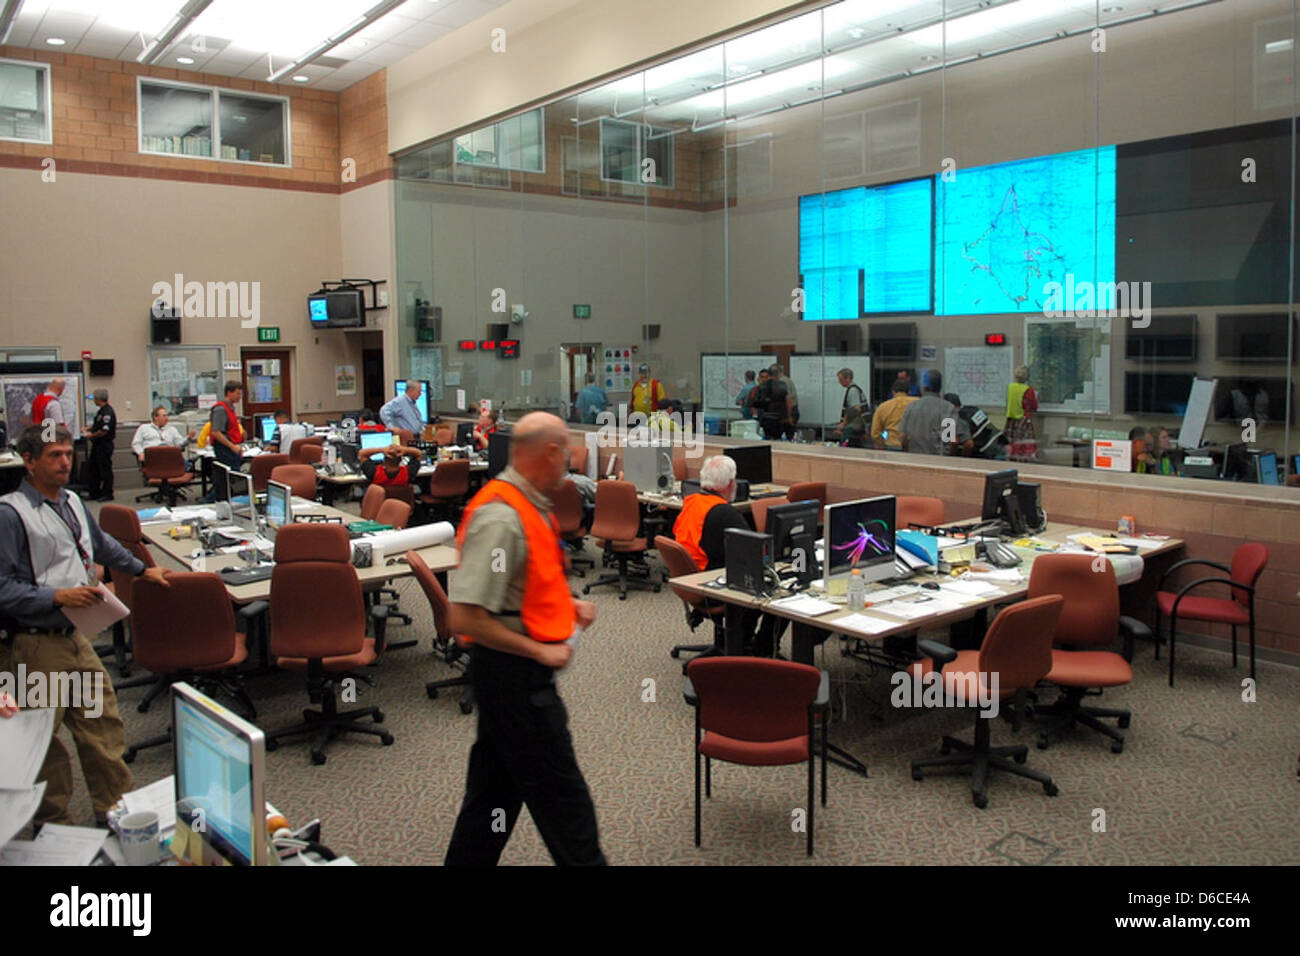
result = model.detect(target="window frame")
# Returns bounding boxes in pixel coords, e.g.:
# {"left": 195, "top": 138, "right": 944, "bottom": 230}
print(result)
{"left": 0, "top": 58, "right": 53, "bottom": 145}
{"left": 137, "top": 77, "right": 293, "bottom": 168}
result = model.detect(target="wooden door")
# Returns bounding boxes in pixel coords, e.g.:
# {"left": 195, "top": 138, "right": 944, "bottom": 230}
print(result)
{"left": 362, "top": 348, "right": 384, "bottom": 416}
{"left": 240, "top": 348, "right": 292, "bottom": 431}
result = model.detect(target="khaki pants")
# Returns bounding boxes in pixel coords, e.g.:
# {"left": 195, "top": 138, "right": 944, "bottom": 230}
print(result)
{"left": 0, "top": 630, "right": 133, "bottom": 824}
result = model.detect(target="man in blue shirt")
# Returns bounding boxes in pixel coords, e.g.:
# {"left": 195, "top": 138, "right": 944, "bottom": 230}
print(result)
{"left": 380, "top": 382, "right": 425, "bottom": 436}
{"left": 734, "top": 370, "right": 758, "bottom": 420}
{"left": 574, "top": 374, "right": 610, "bottom": 424}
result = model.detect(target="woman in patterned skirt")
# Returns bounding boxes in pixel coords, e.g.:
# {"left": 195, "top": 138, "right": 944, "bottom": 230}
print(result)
{"left": 1004, "top": 364, "right": 1038, "bottom": 461}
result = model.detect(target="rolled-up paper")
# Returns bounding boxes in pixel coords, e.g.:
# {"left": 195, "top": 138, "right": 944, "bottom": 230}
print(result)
{"left": 350, "top": 520, "right": 455, "bottom": 560}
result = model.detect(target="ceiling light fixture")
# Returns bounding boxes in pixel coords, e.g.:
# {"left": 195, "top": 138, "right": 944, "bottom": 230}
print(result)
{"left": 292, "top": 74, "right": 310, "bottom": 82}
{"left": 268, "top": 0, "right": 407, "bottom": 83}
{"left": 45, "top": 37, "right": 67, "bottom": 46}
{"left": 177, "top": 56, "right": 195, "bottom": 64}
{"left": 139, "top": 0, "right": 216, "bottom": 65}
{"left": 0, "top": 0, "right": 21, "bottom": 46}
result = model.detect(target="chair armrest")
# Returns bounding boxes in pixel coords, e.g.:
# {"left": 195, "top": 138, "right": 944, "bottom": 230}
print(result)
{"left": 683, "top": 676, "right": 697, "bottom": 707}
{"left": 370, "top": 604, "right": 389, "bottom": 654}
{"left": 1172, "top": 576, "right": 1253, "bottom": 607}
{"left": 238, "top": 601, "right": 269, "bottom": 620}
{"left": 1157, "top": 558, "right": 1230, "bottom": 590}
{"left": 812, "top": 670, "right": 830, "bottom": 712}
{"left": 1117, "top": 615, "right": 1151, "bottom": 663}
{"left": 917, "top": 639, "right": 958, "bottom": 668}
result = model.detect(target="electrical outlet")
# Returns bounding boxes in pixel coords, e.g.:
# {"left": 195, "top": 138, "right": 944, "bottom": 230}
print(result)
{"left": 125, "top": 401, "right": 132, "bottom": 410}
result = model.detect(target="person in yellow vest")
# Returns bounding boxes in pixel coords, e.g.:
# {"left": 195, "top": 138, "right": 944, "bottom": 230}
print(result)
{"left": 444, "top": 412, "right": 605, "bottom": 866}
{"left": 630, "top": 364, "right": 666, "bottom": 417}
{"left": 1004, "top": 364, "right": 1038, "bottom": 462}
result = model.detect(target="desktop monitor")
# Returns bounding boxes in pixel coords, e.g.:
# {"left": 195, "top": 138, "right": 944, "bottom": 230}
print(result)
{"left": 226, "top": 468, "right": 255, "bottom": 527}
{"left": 767, "top": 499, "right": 822, "bottom": 583}
{"left": 359, "top": 430, "right": 394, "bottom": 460}
{"left": 394, "top": 380, "right": 431, "bottom": 424}
{"left": 823, "top": 495, "right": 897, "bottom": 585}
{"left": 1256, "top": 451, "right": 1279, "bottom": 486}
{"left": 171, "top": 681, "right": 268, "bottom": 866}
{"left": 724, "top": 444, "right": 772, "bottom": 485}
{"left": 488, "top": 431, "right": 512, "bottom": 479}
{"left": 258, "top": 415, "right": 282, "bottom": 444}
{"left": 980, "top": 469, "right": 1025, "bottom": 533}
{"left": 1291, "top": 453, "right": 1300, "bottom": 481}
{"left": 456, "top": 421, "right": 476, "bottom": 446}
{"left": 211, "top": 460, "right": 230, "bottom": 505}
{"left": 265, "top": 479, "right": 291, "bottom": 529}
{"left": 724, "top": 528, "right": 773, "bottom": 596}
{"left": 1221, "top": 442, "right": 1252, "bottom": 481}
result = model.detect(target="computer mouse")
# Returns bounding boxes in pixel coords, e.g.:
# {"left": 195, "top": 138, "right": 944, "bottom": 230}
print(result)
{"left": 920, "top": 581, "right": 940, "bottom": 590}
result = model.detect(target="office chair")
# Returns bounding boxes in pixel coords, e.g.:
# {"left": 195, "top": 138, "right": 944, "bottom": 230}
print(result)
{"left": 655, "top": 535, "right": 724, "bottom": 663}
{"left": 137, "top": 446, "right": 194, "bottom": 507}
{"left": 290, "top": 442, "right": 323, "bottom": 466}
{"left": 419, "top": 458, "right": 470, "bottom": 523}
{"left": 908, "top": 594, "right": 1064, "bottom": 808}
{"left": 684, "top": 657, "right": 828, "bottom": 856}
{"left": 1155, "top": 543, "right": 1269, "bottom": 687}
{"left": 582, "top": 480, "right": 661, "bottom": 600}
{"left": 407, "top": 550, "right": 473, "bottom": 715}
{"left": 382, "top": 483, "right": 416, "bottom": 510}
{"left": 375, "top": 498, "right": 411, "bottom": 529}
{"left": 433, "top": 425, "right": 455, "bottom": 446}
{"left": 359, "top": 483, "right": 386, "bottom": 521}
{"left": 393, "top": 428, "right": 415, "bottom": 446}
{"left": 265, "top": 524, "right": 393, "bottom": 765}
{"left": 747, "top": 495, "right": 788, "bottom": 534}
{"left": 1027, "top": 554, "right": 1143, "bottom": 753}
{"left": 97, "top": 504, "right": 155, "bottom": 679}
{"left": 249, "top": 453, "right": 290, "bottom": 493}
{"left": 897, "top": 495, "right": 945, "bottom": 529}
{"left": 553, "top": 479, "right": 595, "bottom": 576}
{"left": 787, "top": 481, "right": 827, "bottom": 511}
{"left": 269, "top": 463, "right": 318, "bottom": 500}
{"left": 568, "top": 445, "right": 588, "bottom": 475}
{"left": 673, "top": 455, "right": 688, "bottom": 482}
{"left": 124, "top": 572, "right": 256, "bottom": 763}
{"left": 362, "top": 500, "right": 415, "bottom": 633}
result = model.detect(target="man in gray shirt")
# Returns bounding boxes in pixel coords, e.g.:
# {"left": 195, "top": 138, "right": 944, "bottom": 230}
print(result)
{"left": 380, "top": 382, "right": 425, "bottom": 437}
{"left": 900, "top": 370, "right": 971, "bottom": 456}
{"left": 0, "top": 424, "right": 170, "bottom": 824}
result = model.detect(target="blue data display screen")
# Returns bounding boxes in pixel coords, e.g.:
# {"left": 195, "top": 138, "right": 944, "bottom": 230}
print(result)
{"left": 799, "top": 178, "right": 933, "bottom": 319}
{"left": 936, "top": 146, "right": 1116, "bottom": 315}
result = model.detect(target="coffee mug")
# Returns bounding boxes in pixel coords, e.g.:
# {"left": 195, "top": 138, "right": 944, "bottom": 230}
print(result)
{"left": 119, "top": 810, "right": 161, "bottom": 866}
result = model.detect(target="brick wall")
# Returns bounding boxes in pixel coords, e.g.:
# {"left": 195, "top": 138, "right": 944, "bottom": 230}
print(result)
{"left": 0, "top": 46, "right": 347, "bottom": 192}
{"left": 339, "top": 69, "right": 390, "bottom": 191}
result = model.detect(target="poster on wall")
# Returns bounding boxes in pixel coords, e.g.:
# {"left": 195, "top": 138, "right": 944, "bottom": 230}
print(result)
{"left": 1024, "top": 315, "right": 1110, "bottom": 414}
{"left": 408, "top": 346, "right": 444, "bottom": 399}
{"left": 1, "top": 374, "right": 84, "bottom": 438}
{"left": 603, "top": 347, "right": 635, "bottom": 392}
{"left": 335, "top": 365, "right": 357, "bottom": 396}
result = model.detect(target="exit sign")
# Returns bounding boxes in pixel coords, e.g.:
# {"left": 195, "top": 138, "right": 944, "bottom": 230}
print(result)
{"left": 417, "top": 328, "right": 436, "bottom": 342}
{"left": 573, "top": 304, "right": 591, "bottom": 319}
{"left": 257, "top": 327, "right": 280, "bottom": 343}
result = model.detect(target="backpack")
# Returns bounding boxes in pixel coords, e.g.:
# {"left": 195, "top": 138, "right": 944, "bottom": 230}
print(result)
{"left": 196, "top": 422, "right": 212, "bottom": 448}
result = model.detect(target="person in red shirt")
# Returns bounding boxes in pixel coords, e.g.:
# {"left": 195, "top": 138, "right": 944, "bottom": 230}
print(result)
{"left": 473, "top": 408, "right": 499, "bottom": 451}
{"left": 363, "top": 442, "right": 422, "bottom": 488}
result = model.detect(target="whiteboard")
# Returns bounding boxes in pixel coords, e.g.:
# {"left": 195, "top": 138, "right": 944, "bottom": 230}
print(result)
{"left": 701, "top": 354, "right": 768, "bottom": 412}
{"left": 1178, "top": 378, "right": 1216, "bottom": 449}
{"left": 944, "top": 347, "right": 1014, "bottom": 409}
{"left": 788, "top": 355, "right": 870, "bottom": 425}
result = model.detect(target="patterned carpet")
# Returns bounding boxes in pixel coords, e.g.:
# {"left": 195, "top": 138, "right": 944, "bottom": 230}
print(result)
{"left": 64, "top": 496, "right": 1300, "bottom": 866}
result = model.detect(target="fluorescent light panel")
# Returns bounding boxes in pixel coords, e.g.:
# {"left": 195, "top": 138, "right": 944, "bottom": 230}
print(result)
{"left": 189, "top": 0, "right": 379, "bottom": 57}
{"left": 25, "top": 0, "right": 182, "bottom": 35}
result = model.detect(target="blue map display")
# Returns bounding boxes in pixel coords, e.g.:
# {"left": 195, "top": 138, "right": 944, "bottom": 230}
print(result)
{"left": 935, "top": 146, "right": 1116, "bottom": 315}
{"left": 799, "top": 177, "right": 933, "bottom": 319}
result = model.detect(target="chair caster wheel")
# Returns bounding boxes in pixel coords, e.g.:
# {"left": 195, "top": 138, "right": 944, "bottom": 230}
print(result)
{"left": 1043, "top": 782, "right": 1059, "bottom": 797}
{"left": 1013, "top": 750, "right": 1028, "bottom": 764}
{"left": 1036, "top": 736, "right": 1049, "bottom": 750}
{"left": 1111, "top": 740, "right": 1124, "bottom": 754}
{"left": 265, "top": 739, "right": 279, "bottom": 752}
{"left": 972, "top": 792, "right": 988, "bottom": 809}
{"left": 373, "top": 710, "right": 384, "bottom": 723}
{"left": 137, "top": 702, "right": 149, "bottom": 714}
{"left": 124, "top": 750, "right": 137, "bottom": 764}
{"left": 380, "top": 733, "right": 394, "bottom": 746}
{"left": 582, "top": 585, "right": 591, "bottom": 595}
{"left": 619, "top": 593, "right": 627, "bottom": 601}
{"left": 311, "top": 751, "right": 326, "bottom": 765}
{"left": 1117, "top": 715, "right": 1131, "bottom": 729}
{"left": 459, "top": 700, "right": 473, "bottom": 715}
{"left": 911, "top": 768, "right": 923, "bottom": 781}
{"left": 670, "top": 648, "right": 681, "bottom": 659}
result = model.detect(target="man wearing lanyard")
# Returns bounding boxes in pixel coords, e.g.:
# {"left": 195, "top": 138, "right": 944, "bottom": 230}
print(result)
{"left": 0, "top": 425, "right": 170, "bottom": 825}
{"left": 444, "top": 412, "right": 605, "bottom": 866}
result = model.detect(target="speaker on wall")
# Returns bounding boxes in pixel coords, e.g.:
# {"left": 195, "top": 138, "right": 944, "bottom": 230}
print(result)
{"left": 150, "top": 307, "right": 181, "bottom": 345}
{"left": 487, "top": 322, "right": 510, "bottom": 340}
{"left": 642, "top": 324, "right": 661, "bottom": 340}
{"left": 88, "top": 359, "right": 115, "bottom": 377}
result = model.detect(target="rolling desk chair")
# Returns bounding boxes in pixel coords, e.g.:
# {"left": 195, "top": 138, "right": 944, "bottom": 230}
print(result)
{"left": 553, "top": 479, "right": 595, "bottom": 576}
{"left": 364, "top": 500, "right": 415, "bottom": 634}
{"left": 582, "top": 479, "right": 661, "bottom": 600}
{"left": 250, "top": 453, "right": 291, "bottom": 493}
{"left": 265, "top": 524, "right": 394, "bottom": 765}
{"left": 748, "top": 496, "right": 788, "bottom": 534}
{"left": 98, "top": 504, "right": 154, "bottom": 678}
{"left": 137, "top": 446, "right": 194, "bottom": 506}
{"left": 407, "top": 550, "right": 473, "bottom": 715}
{"left": 290, "top": 442, "right": 323, "bottom": 466}
{"left": 382, "top": 483, "right": 416, "bottom": 510}
{"left": 269, "top": 464, "right": 317, "bottom": 500}
{"left": 656, "top": 535, "right": 724, "bottom": 663}
{"left": 897, "top": 495, "right": 945, "bottom": 529}
{"left": 419, "top": 458, "right": 470, "bottom": 523}
{"left": 359, "top": 483, "right": 386, "bottom": 521}
{"left": 787, "top": 482, "right": 828, "bottom": 512}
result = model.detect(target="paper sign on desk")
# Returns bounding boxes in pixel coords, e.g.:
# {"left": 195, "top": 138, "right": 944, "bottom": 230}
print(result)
{"left": 0, "top": 783, "right": 45, "bottom": 848}
{"left": 0, "top": 709, "right": 55, "bottom": 789}
{"left": 0, "top": 823, "right": 107, "bottom": 866}
{"left": 833, "top": 613, "right": 895, "bottom": 635}
{"left": 768, "top": 594, "right": 839, "bottom": 617}
{"left": 941, "top": 579, "right": 1004, "bottom": 598}
{"left": 873, "top": 596, "right": 967, "bottom": 621}
{"left": 61, "top": 584, "right": 129, "bottom": 637}
{"left": 137, "top": 507, "right": 172, "bottom": 522}
{"left": 121, "top": 777, "right": 176, "bottom": 833}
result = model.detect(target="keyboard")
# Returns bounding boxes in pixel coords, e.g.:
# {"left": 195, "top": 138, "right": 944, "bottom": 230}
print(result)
{"left": 219, "top": 565, "right": 274, "bottom": 586}
{"left": 748, "top": 490, "right": 787, "bottom": 500}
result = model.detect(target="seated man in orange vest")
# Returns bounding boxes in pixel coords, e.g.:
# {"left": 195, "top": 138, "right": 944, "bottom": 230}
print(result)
{"left": 444, "top": 412, "right": 605, "bottom": 866}
{"left": 672, "top": 455, "right": 786, "bottom": 656}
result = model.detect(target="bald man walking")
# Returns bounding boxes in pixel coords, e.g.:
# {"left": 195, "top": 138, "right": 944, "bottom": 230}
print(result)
{"left": 444, "top": 412, "right": 606, "bottom": 866}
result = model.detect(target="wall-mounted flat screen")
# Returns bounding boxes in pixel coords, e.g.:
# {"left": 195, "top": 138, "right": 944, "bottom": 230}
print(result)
{"left": 1124, "top": 371, "right": 1197, "bottom": 416}
{"left": 1215, "top": 312, "right": 1293, "bottom": 362}
{"left": 1212, "top": 376, "right": 1291, "bottom": 423}
{"left": 1124, "top": 314, "right": 1198, "bottom": 362}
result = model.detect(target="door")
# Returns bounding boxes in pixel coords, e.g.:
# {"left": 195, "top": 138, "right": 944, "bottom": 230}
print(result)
{"left": 561, "top": 344, "right": 598, "bottom": 421}
{"left": 240, "top": 348, "right": 292, "bottom": 431}
{"left": 362, "top": 348, "right": 384, "bottom": 417}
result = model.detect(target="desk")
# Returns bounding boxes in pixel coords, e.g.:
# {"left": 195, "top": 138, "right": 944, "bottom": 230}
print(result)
{"left": 315, "top": 458, "right": 489, "bottom": 505}
{"left": 637, "top": 483, "right": 790, "bottom": 515}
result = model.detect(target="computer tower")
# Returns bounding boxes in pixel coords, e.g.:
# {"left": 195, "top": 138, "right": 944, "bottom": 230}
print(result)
{"left": 724, "top": 528, "right": 773, "bottom": 596}
{"left": 488, "top": 431, "right": 511, "bottom": 479}
{"left": 1011, "top": 481, "right": 1044, "bottom": 532}
{"left": 623, "top": 441, "right": 675, "bottom": 493}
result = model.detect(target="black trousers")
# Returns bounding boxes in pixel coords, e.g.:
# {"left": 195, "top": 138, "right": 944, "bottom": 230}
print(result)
{"left": 87, "top": 439, "right": 113, "bottom": 498}
{"left": 445, "top": 643, "right": 606, "bottom": 866}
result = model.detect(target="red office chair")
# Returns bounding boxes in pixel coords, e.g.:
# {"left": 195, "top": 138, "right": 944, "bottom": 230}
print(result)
{"left": 897, "top": 495, "right": 945, "bottom": 530}
{"left": 787, "top": 481, "right": 827, "bottom": 512}
{"left": 907, "top": 595, "right": 1065, "bottom": 808}
{"left": 568, "top": 445, "right": 589, "bottom": 475}
{"left": 748, "top": 496, "right": 788, "bottom": 534}
{"left": 553, "top": 480, "right": 595, "bottom": 576}
{"left": 392, "top": 428, "right": 415, "bottom": 447}
{"left": 265, "top": 524, "right": 393, "bottom": 764}
{"left": 359, "top": 483, "right": 386, "bottom": 521}
{"left": 382, "top": 483, "right": 416, "bottom": 509}
{"left": 291, "top": 443, "right": 323, "bottom": 466}
{"left": 374, "top": 498, "right": 412, "bottom": 529}
{"left": 1155, "top": 543, "right": 1269, "bottom": 687}
{"left": 98, "top": 504, "right": 155, "bottom": 678}
{"left": 1027, "top": 554, "right": 1145, "bottom": 753}
{"left": 656, "top": 535, "right": 724, "bottom": 663}
{"left": 269, "top": 464, "right": 317, "bottom": 500}
{"left": 250, "top": 453, "right": 291, "bottom": 493}
{"left": 419, "top": 459, "right": 470, "bottom": 523}
{"left": 684, "top": 657, "right": 829, "bottom": 855}
{"left": 124, "top": 572, "right": 255, "bottom": 762}
{"left": 138, "top": 446, "right": 194, "bottom": 506}
{"left": 407, "top": 550, "right": 473, "bottom": 715}
{"left": 582, "top": 480, "right": 660, "bottom": 599}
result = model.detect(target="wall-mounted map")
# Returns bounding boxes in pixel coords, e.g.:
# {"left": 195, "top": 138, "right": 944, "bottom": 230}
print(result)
{"left": 1024, "top": 315, "right": 1110, "bottom": 414}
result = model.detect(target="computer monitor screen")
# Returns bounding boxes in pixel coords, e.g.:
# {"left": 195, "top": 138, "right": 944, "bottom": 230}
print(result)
{"left": 724, "top": 444, "right": 772, "bottom": 485}
{"left": 171, "top": 682, "right": 266, "bottom": 866}
{"left": 1292, "top": 454, "right": 1300, "bottom": 480}
{"left": 226, "top": 468, "right": 254, "bottom": 524}
{"left": 308, "top": 294, "right": 330, "bottom": 328}
{"left": 257, "top": 415, "right": 280, "bottom": 444}
{"left": 359, "top": 430, "right": 394, "bottom": 460}
{"left": 393, "top": 380, "right": 430, "bottom": 423}
{"left": 1221, "top": 442, "right": 1252, "bottom": 481}
{"left": 1257, "top": 451, "right": 1279, "bottom": 486}
{"left": 981, "top": 469, "right": 1020, "bottom": 522}
{"left": 768, "top": 499, "right": 821, "bottom": 581}
{"left": 824, "top": 495, "right": 896, "bottom": 584}
{"left": 456, "top": 421, "right": 475, "bottom": 446}
{"left": 211, "top": 461, "right": 230, "bottom": 503}
{"left": 265, "top": 480, "right": 291, "bottom": 528}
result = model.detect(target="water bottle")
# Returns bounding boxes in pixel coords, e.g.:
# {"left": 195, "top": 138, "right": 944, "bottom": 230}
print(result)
{"left": 847, "top": 568, "right": 865, "bottom": 611}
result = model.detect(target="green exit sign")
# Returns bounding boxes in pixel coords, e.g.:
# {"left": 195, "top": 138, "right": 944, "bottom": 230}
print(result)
{"left": 257, "top": 327, "right": 280, "bottom": 343}
{"left": 573, "top": 304, "right": 591, "bottom": 319}
{"left": 417, "top": 327, "right": 436, "bottom": 343}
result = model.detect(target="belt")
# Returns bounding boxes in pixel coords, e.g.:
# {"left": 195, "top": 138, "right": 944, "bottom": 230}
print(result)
{"left": 3, "top": 625, "right": 75, "bottom": 638}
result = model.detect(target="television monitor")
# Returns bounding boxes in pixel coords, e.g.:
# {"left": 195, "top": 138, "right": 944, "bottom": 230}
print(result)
{"left": 255, "top": 414, "right": 279, "bottom": 444}
{"left": 767, "top": 499, "right": 822, "bottom": 583}
{"left": 724, "top": 444, "right": 772, "bottom": 485}
{"left": 1124, "top": 372, "right": 1197, "bottom": 416}
{"left": 1213, "top": 377, "right": 1292, "bottom": 423}
{"left": 724, "top": 528, "right": 773, "bottom": 597}
{"left": 823, "top": 495, "right": 897, "bottom": 586}
{"left": 265, "top": 479, "right": 291, "bottom": 529}
{"left": 456, "top": 421, "right": 475, "bottom": 446}
{"left": 1221, "top": 443, "right": 1251, "bottom": 481}
{"left": 868, "top": 323, "right": 919, "bottom": 362}
{"left": 1125, "top": 314, "right": 1198, "bottom": 362}
{"left": 980, "top": 469, "right": 1024, "bottom": 533}
{"left": 327, "top": 289, "right": 365, "bottom": 327}
{"left": 1215, "top": 313, "right": 1293, "bottom": 361}
{"left": 359, "top": 430, "right": 394, "bottom": 460}
{"left": 226, "top": 468, "right": 254, "bottom": 526}
{"left": 393, "top": 380, "right": 431, "bottom": 424}
{"left": 1257, "top": 451, "right": 1279, "bottom": 486}
{"left": 488, "top": 431, "right": 512, "bottom": 479}
{"left": 308, "top": 293, "right": 330, "bottom": 328}
{"left": 171, "top": 682, "right": 268, "bottom": 866}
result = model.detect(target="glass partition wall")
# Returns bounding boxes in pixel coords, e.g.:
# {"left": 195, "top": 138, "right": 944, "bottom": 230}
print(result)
{"left": 395, "top": 0, "right": 1298, "bottom": 489}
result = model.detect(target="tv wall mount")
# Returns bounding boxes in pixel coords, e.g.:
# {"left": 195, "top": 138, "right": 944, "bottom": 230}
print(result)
{"left": 315, "top": 279, "right": 388, "bottom": 310}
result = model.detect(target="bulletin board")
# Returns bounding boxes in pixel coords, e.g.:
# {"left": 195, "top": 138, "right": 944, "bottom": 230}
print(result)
{"left": 603, "top": 346, "right": 635, "bottom": 392}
